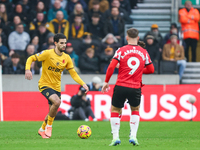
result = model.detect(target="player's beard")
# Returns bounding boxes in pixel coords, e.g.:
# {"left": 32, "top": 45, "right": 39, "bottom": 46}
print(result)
{"left": 58, "top": 46, "right": 66, "bottom": 52}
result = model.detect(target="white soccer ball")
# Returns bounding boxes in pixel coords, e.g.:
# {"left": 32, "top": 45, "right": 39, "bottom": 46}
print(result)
{"left": 188, "top": 95, "right": 196, "bottom": 104}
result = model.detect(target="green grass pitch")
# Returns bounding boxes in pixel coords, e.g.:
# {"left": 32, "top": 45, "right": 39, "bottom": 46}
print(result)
{"left": 0, "top": 121, "right": 200, "bottom": 150}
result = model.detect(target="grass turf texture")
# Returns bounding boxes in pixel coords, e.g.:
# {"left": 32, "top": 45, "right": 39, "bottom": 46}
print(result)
{"left": 0, "top": 121, "right": 200, "bottom": 150}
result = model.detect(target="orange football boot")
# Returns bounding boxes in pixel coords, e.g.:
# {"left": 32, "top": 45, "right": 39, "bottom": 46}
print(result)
{"left": 38, "top": 129, "right": 49, "bottom": 139}
{"left": 45, "top": 127, "right": 52, "bottom": 137}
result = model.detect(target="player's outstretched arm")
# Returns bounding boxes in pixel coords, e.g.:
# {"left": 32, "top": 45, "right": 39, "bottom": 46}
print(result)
{"left": 68, "top": 68, "right": 89, "bottom": 93}
{"left": 25, "top": 55, "right": 37, "bottom": 80}
{"left": 143, "top": 63, "right": 154, "bottom": 74}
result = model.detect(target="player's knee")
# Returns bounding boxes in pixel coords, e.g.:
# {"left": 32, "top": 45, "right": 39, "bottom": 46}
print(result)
{"left": 54, "top": 99, "right": 61, "bottom": 108}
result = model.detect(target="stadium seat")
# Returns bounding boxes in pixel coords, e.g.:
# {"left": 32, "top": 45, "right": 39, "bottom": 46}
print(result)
{"left": 159, "top": 60, "right": 178, "bottom": 74}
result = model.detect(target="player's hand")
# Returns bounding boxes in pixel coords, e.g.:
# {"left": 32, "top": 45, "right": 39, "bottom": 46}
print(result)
{"left": 101, "top": 82, "right": 110, "bottom": 93}
{"left": 82, "top": 84, "right": 89, "bottom": 93}
{"left": 25, "top": 70, "right": 33, "bottom": 80}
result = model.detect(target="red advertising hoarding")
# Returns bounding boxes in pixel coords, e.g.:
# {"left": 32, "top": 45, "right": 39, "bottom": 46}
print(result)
{"left": 1, "top": 84, "right": 200, "bottom": 121}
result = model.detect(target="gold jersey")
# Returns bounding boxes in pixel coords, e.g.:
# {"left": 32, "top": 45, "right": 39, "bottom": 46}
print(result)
{"left": 26, "top": 49, "right": 85, "bottom": 92}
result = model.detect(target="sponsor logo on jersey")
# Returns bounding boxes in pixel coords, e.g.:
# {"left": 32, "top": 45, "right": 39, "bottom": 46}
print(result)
{"left": 48, "top": 66, "right": 61, "bottom": 72}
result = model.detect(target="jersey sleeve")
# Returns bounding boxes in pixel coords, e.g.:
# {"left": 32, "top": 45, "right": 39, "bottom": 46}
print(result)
{"left": 66, "top": 55, "right": 74, "bottom": 70}
{"left": 113, "top": 48, "right": 121, "bottom": 61}
{"left": 145, "top": 51, "right": 152, "bottom": 66}
{"left": 35, "top": 50, "right": 49, "bottom": 62}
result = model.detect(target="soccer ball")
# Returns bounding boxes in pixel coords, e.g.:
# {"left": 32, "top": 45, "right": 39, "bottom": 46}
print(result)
{"left": 77, "top": 125, "right": 92, "bottom": 139}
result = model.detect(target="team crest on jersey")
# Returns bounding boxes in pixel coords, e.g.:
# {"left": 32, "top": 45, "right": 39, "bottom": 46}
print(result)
{"left": 56, "top": 62, "right": 59, "bottom": 66}
{"left": 46, "top": 92, "right": 49, "bottom": 96}
{"left": 62, "top": 59, "right": 65, "bottom": 63}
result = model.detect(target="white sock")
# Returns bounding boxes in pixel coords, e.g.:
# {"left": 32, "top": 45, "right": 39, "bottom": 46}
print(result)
{"left": 47, "top": 124, "right": 52, "bottom": 127}
{"left": 40, "top": 128, "right": 45, "bottom": 132}
{"left": 110, "top": 112, "right": 120, "bottom": 140}
{"left": 130, "top": 111, "right": 140, "bottom": 138}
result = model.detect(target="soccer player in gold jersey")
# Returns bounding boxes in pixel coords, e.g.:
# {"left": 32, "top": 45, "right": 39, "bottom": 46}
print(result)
{"left": 25, "top": 33, "right": 89, "bottom": 138}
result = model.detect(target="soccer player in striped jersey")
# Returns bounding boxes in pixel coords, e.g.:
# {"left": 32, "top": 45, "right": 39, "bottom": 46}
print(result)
{"left": 25, "top": 33, "right": 89, "bottom": 138}
{"left": 102, "top": 28, "right": 154, "bottom": 146}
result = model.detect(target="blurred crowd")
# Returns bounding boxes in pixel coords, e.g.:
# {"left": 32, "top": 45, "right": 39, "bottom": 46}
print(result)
{"left": 0, "top": 0, "right": 199, "bottom": 82}
{"left": 0, "top": 0, "right": 137, "bottom": 75}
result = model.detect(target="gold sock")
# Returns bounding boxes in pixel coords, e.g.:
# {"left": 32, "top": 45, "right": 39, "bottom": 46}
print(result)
{"left": 41, "top": 121, "right": 46, "bottom": 130}
{"left": 47, "top": 115, "right": 55, "bottom": 126}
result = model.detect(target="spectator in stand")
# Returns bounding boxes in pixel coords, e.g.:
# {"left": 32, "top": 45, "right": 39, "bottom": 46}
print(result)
{"left": 0, "top": 35, "right": 9, "bottom": 57}
{"left": 99, "top": 47, "right": 118, "bottom": 74}
{"left": 30, "top": 35, "right": 39, "bottom": 53}
{"left": 88, "top": 0, "right": 106, "bottom": 23}
{"left": 3, "top": 53, "right": 25, "bottom": 74}
{"left": 68, "top": 14, "right": 87, "bottom": 39}
{"left": 179, "top": 1, "right": 199, "bottom": 62}
{"left": 77, "top": 32, "right": 100, "bottom": 56}
{"left": 110, "top": 0, "right": 132, "bottom": 24}
{"left": 119, "top": 0, "right": 131, "bottom": 15}
{"left": 67, "top": 0, "right": 87, "bottom": 15}
{"left": 68, "top": 3, "right": 89, "bottom": 25}
{"left": 21, "top": 0, "right": 36, "bottom": 22}
{"left": 46, "top": 10, "right": 70, "bottom": 39}
{"left": 6, "top": 15, "right": 28, "bottom": 36}
{"left": 87, "top": 76, "right": 102, "bottom": 91}
{"left": 33, "top": 1, "right": 47, "bottom": 19}
{"left": 89, "top": 0, "right": 109, "bottom": 13}
{"left": 65, "top": 42, "right": 79, "bottom": 68}
{"left": 162, "top": 34, "right": 186, "bottom": 80}
{"left": 69, "top": 86, "right": 96, "bottom": 121}
{"left": 48, "top": 44, "right": 55, "bottom": 49}
{"left": 88, "top": 13, "right": 104, "bottom": 40}
{"left": 100, "top": 33, "right": 121, "bottom": 54}
{"left": 163, "top": 23, "right": 186, "bottom": 50}
{"left": 47, "top": 0, "right": 68, "bottom": 22}
{"left": 8, "top": 23, "right": 30, "bottom": 57}
{"left": 79, "top": 47, "right": 99, "bottom": 74}
{"left": 42, "top": 32, "right": 54, "bottom": 50}
{"left": 20, "top": 44, "right": 41, "bottom": 74}
{"left": 104, "top": 7, "right": 124, "bottom": 43}
{"left": 144, "top": 24, "right": 163, "bottom": 50}
{"left": 29, "top": 0, "right": 51, "bottom": 13}
{"left": 0, "top": 24, "right": 7, "bottom": 46}
{"left": 0, "top": 0, "right": 12, "bottom": 13}
{"left": 35, "top": 24, "right": 50, "bottom": 52}
{"left": 8, "top": 3, "right": 29, "bottom": 25}
{"left": 29, "top": 12, "right": 47, "bottom": 37}
{"left": 145, "top": 35, "right": 160, "bottom": 71}
{"left": 51, "top": 0, "right": 67, "bottom": 9}
{"left": 0, "top": 3, "right": 8, "bottom": 25}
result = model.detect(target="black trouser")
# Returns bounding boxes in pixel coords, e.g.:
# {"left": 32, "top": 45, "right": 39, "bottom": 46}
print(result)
{"left": 184, "top": 38, "right": 198, "bottom": 62}
{"left": 72, "top": 106, "right": 95, "bottom": 120}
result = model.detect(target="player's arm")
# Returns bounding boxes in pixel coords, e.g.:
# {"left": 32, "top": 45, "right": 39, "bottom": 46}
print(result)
{"left": 102, "top": 58, "right": 118, "bottom": 93}
{"left": 68, "top": 68, "right": 89, "bottom": 93}
{"left": 66, "top": 55, "right": 89, "bottom": 93}
{"left": 143, "top": 63, "right": 154, "bottom": 74}
{"left": 25, "top": 55, "right": 37, "bottom": 80}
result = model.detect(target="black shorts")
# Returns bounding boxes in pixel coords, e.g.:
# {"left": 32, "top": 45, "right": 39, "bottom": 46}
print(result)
{"left": 40, "top": 87, "right": 61, "bottom": 105}
{"left": 112, "top": 85, "right": 141, "bottom": 108}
